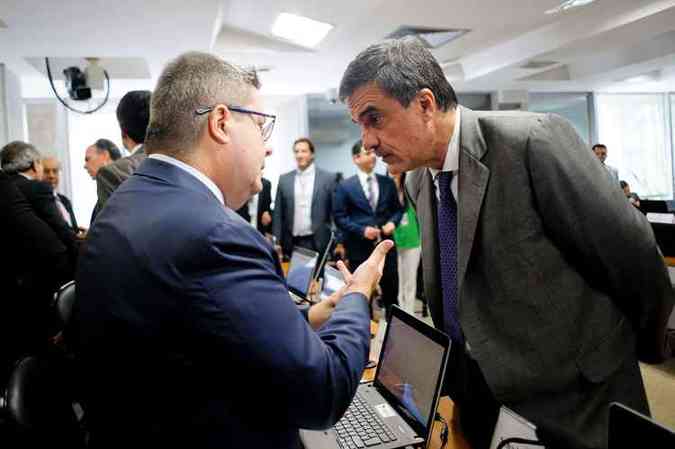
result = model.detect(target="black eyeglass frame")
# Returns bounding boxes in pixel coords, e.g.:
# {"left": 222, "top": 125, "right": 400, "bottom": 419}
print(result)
{"left": 195, "top": 105, "right": 276, "bottom": 142}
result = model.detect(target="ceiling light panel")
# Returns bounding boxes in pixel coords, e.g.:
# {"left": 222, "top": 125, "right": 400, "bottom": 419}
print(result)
{"left": 271, "top": 13, "right": 333, "bottom": 48}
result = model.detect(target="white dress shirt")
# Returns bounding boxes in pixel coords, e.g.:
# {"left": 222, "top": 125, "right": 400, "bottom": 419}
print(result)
{"left": 357, "top": 169, "right": 379, "bottom": 210}
{"left": 429, "top": 107, "right": 461, "bottom": 202}
{"left": 247, "top": 193, "right": 259, "bottom": 228}
{"left": 293, "top": 162, "right": 315, "bottom": 236}
{"left": 149, "top": 154, "right": 224, "bottom": 205}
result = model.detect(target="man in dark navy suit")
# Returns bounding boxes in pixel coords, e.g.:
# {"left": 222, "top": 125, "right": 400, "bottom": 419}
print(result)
{"left": 71, "top": 52, "right": 392, "bottom": 449}
{"left": 334, "top": 141, "right": 403, "bottom": 311}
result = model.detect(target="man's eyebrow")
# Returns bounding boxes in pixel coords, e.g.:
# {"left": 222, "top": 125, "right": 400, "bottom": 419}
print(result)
{"left": 353, "top": 105, "right": 378, "bottom": 124}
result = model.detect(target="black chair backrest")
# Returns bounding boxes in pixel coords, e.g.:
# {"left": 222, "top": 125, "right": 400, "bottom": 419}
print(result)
{"left": 641, "top": 199, "right": 669, "bottom": 214}
{"left": 4, "top": 355, "right": 84, "bottom": 447}
{"left": 53, "top": 280, "right": 76, "bottom": 328}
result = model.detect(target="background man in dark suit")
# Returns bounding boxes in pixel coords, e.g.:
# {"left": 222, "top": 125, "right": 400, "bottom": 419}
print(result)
{"left": 0, "top": 170, "right": 74, "bottom": 380}
{"left": 93, "top": 90, "right": 151, "bottom": 220}
{"left": 43, "top": 156, "right": 80, "bottom": 233}
{"left": 273, "top": 137, "right": 336, "bottom": 258}
{"left": 71, "top": 51, "right": 392, "bottom": 449}
{"left": 333, "top": 141, "right": 403, "bottom": 311}
{"left": 339, "top": 37, "right": 674, "bottom": 449}
{"left": 1, "top": 141, "right": 78, "bottom": 262}
{"left": 236, "top": 176, "right": 272, "bottom": 236}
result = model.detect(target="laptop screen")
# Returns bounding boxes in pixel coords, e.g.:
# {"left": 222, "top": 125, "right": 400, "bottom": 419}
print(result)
{"left": 374, "top": 306, "right": 450, "bottom": 439}
{"left": 609, "top": 402, "right": 675, "bottom": 448}
{"left": 319, "top": 265, "right": 345, "bottom": 301}
{"left": 286, "top": 247, "right": 319, "bottom": 297}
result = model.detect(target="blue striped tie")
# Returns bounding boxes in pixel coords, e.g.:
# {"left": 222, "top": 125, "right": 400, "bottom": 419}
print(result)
{"left": 437, "top": 171, "right": 463, "bottom": 344}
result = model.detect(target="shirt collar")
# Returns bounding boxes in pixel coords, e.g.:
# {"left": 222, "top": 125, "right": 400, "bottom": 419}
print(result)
{"left": 357, "top": 169, "right": 375, "bottom": 185}
{"left": 131, "top": 144, "right": 143, "bottom": 155}
{"left": 149, "top": 153, "right": 224, "bottom": 205}
{"left": 297, "top": 162, "right": 315, "bottom": 177}
{"left": 429, "top": 106, "right": 461, "bottom": 180}
{"left": 19, "top": 172, "right": 34, "bottom": 180}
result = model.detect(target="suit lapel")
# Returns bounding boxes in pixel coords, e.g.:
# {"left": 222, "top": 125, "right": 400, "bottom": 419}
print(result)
{"left": 287, "top": 171, "right": 296, "bottom": 231}
{"left": 311, "top": 167, "right": 321, "bottom": 223}
{"left": 457, "top": 107, "right": 490, "bottom": 292}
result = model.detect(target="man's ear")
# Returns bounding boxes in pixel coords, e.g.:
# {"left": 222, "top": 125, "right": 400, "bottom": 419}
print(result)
{"left": 417, "top": 88, "right": 438, "bottom": 117}
{"left": 207, "top": 105, "right": 232, "bottom": 145}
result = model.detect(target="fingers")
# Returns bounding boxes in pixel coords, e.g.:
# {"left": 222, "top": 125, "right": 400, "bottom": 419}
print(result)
{"left": 369, "top": 239, "right": 394, "bottom": 263}
{"left": 336, "top": 260, "right": 353, "bottom": 284}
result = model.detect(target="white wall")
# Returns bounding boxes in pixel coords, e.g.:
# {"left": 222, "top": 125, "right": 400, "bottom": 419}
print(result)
{"left": 2, "top": 65, "right": 25, "bottom": 143}
{"left": 263, "top": 94, "right": 308, "bottom": 200}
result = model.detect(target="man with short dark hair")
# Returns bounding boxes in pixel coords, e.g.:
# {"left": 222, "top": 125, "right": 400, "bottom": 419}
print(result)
{"left": 592, "top": 143, "right": 619, "bottom": 185}
{"left": 1, "top": 141, "right": 78, "bottom": 259}
{"left": 340, "top": 37, "right": 673, "bottom": 449}
{"left": 273, "top": 137, "right": 337, "bottom": 258}
{"left": 333, "top": 141, "right": 403, "bottom": 311}
{"left": 93, "top": 90, "right": 151, "bottom": 218}
{"left": 83, "top": 139, "right": 121, "bottom": 180}
{"left": 72, "top": 51, "right": 391, "bottom": 449}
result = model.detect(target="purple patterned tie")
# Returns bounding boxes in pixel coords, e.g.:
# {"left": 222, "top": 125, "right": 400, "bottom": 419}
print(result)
{"left": 437, "top": 171, "right": 464, "bottom": 344}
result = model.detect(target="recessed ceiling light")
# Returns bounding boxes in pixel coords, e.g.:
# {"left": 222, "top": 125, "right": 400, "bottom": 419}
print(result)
{"left": 546, "top": 0, "right": 596, "bottom": 15}
{"left": 271, "top": 13, "right": 333, "bottom": 48}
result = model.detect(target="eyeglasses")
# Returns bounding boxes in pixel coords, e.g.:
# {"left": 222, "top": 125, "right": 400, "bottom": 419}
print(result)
{"left": 195, "top": 105, "right": 276, "bottom": 142}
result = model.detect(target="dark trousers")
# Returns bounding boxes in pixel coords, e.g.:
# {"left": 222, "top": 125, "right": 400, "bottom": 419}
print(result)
{"left": 348, "top": 245, "right": 398, "bottom": 311}
{"left": 292, "top": 234, "right": 317, "bottom": 253}
{"left": 445, "top": 343, "right": 500, "bottom": 449}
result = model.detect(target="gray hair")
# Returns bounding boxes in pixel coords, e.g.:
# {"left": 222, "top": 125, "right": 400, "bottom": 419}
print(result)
{"left": 1, "top": 141, "right": 42, "bottom": 174}
{"left": 145, "top": 51, "right": 260, "bottom": 156}
{"left": 339, "top": 37, "right": 457, "bottom": 111}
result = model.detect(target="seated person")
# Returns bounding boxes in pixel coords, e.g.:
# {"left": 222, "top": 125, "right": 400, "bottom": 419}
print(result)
{"left": 620, "top": 180, "right": 641, "bottom": 208}
{"left": 70, "top": 51, "right": 393, "bottom": 449}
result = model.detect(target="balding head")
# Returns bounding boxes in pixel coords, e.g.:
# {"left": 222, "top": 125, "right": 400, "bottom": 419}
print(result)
{"left": 42, "top": 156, "right": 62, "bottom": 189}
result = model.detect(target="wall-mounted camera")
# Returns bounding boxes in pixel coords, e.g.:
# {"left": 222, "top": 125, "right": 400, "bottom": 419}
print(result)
{"left": 46, "top": 57, "right": 110, "bottom": 114}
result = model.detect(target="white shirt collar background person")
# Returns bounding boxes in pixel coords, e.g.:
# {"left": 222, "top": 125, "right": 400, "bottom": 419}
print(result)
{"left": 356, "top": 165, "right": 379, "bottom": 208}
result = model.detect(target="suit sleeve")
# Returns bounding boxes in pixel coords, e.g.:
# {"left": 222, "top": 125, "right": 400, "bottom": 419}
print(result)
{"left": 528, "top": 113, "right": 674, "bottom": 362}
{"left": 383, "top": 180, "right": 404, "bottom": 225}
{"left": 186, "top": 223, "right": 370, "bottom": 429}
{"left": 333, "top": 182, "right": 366, "bottom": 238}
{"left": 272, "top": 180, "right": 283, "bottom": 242}
{"left": 31, "top": 182, "right": 78, "bottom": 255}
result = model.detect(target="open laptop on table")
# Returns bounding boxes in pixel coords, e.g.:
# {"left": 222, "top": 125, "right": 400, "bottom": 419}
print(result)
{"left": 609, "top": 402, "right": 674, "bottom": 448}
{"left": 301, "top": 305, "right": 451, "bottom": 449}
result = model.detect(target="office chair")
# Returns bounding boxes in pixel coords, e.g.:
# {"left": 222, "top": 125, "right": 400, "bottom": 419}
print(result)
{"left": 53, "top": 280, "right": 76, "bottom": 329}
{"left": 1, "top": 355, "right": 85, "bottom": 448}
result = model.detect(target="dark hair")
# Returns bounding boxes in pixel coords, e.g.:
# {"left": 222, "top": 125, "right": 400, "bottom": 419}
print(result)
{"left": 592, "top": 144, "right": 607, "bottom": 151}
{"left": 620, "top": 180, "right": 628, "bottom": 189}
{"left": 293, "top": 137, "right": 315, "bottom": 154}
{"left": 117, "top": 90, "right": 152, "bottom": 144}
{"left": 351, "top": 140, "right": 364, "bottom": 156}
{"left": 0, "top": 141, "right": 41, "bottom": 174}
{"left": 339, "top": 37, "right": 457, "bottom": 112}
{"left": 94, "top": 138, "right": 122, "bottom": 161}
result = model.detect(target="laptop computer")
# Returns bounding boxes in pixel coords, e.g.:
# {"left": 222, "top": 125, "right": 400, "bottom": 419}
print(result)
{"left": 300, "top": 305, "right": 451, "bottom": 449}
{"left": 287, "top": 246, "right": 320, "bottom": 304}
{"left": 609, "top": 402, "right": 674, "bottom": 448}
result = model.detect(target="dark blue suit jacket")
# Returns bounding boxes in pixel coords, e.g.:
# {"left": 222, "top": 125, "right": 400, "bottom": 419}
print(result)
{"left": 71, "top": 158, "right": 370, "bottom": 449}
{"left": 333, "top": 173, "right": 403, "bottom": 261}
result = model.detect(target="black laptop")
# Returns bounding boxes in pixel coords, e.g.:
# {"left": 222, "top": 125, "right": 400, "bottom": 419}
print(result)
{"left": 300, "top": 306, "right": 451, "bottom": 449}
{"left": 609, "top": 402, "right": 674, "bottom": 448}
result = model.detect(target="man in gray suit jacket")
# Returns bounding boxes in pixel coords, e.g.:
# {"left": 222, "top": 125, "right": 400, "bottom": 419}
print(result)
{"left": 339, "top": 37, "right": 674, "bottom": 449}
{"left": 273, "top": 137, "right": 336, "bottom": 258}
{"left": 93, "top": 90, "right": 151, "bottom": 221}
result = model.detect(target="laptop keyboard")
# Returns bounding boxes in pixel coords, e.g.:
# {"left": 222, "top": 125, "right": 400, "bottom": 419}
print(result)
{"left": 334, "top": 391, "right": 398, "bottom": 448}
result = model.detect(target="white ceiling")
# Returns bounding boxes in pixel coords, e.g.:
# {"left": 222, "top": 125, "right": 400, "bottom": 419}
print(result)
{"left": 2, "top": 0, "right": 675, "bottom": 97}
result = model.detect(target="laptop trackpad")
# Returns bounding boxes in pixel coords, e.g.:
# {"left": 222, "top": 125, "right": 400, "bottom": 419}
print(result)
{"left": 300, "top": 428, "right": 340, "bottom": 449}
